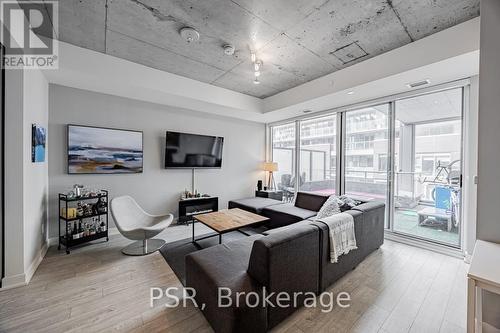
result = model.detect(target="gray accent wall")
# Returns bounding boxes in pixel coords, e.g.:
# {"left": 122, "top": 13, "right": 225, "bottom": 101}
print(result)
{"left": 477, "top": 0, "right": 500, "bottom": 243}
{"left": 48, "top": 84, "right": 265, "bottom": 238}
{"left": 477, "top": 0, "right": 500, "bottom": 329}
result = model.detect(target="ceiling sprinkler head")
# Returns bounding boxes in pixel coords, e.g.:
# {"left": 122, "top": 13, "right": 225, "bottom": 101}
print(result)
{"left": 223, "top": 44, "right": 235, "bottom": 56}
{"left": 180, "top": 27, "right": 200, "bottom": 43}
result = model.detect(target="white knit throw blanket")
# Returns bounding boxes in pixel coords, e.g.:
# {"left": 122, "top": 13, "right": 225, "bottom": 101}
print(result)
{"left": 318, "top": 213, "right": 358, "bottom": 263}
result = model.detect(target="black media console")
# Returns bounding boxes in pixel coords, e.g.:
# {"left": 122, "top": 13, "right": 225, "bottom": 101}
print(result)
{"left": 178, "top": 196, "right": 218, "bottom": 225}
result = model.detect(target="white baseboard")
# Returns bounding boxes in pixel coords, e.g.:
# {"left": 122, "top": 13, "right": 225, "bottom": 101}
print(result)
{"left": 25, "top": 241, "right": 49, "bottom": 283}
{"left": 1, "top": 240, "right": 49, "bottom": 290}
{"left": 2, "top": 228, "right": 120, "bottom": 291}
{"left": 1, "top": 273, "right": 27, "bottom": 290}
{"left": 48, "top": 227, "right": 119, "bottom": 247}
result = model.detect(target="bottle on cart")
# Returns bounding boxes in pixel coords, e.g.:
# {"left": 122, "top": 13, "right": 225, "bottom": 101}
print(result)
{"left": 78, "top": 220, "right": 83, "bottom": 238}
{"left": 100, "top": 219, "right": 106, "bottom": 232}
{"left": 72, "top": 221, "right": 78, "bottom": 239}
{"left": 76, "top": 202, "right": 84, "bottom": 217}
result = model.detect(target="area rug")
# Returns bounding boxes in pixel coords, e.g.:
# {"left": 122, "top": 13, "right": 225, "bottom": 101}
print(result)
{"left": 159, "top": 227, "right": 264, "bottom": 285}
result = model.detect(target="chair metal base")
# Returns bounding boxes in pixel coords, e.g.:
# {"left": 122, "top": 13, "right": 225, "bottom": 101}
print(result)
{"left": 121, "top": 239, "right": 166, "bottom": 256}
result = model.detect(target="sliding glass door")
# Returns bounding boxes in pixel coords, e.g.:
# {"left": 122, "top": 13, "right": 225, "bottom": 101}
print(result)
{"left": 268, "top": 84, "right": 465, "bottom": 249}
{"left": 392, "top": 88, "right": 463, "bottom": 247}
{"left": 299, "top": 115, "right": 337, "bottom": 196}
{"left": 271, "top": 123, "right": 296, "bottom": 199}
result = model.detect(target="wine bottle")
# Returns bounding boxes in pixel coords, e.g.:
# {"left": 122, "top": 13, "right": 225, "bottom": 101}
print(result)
{"left": 78, "top": 220, "right": 83, "bottom": 238}
{"left": 72, "top": 221, "right": 78, "bottom": 239}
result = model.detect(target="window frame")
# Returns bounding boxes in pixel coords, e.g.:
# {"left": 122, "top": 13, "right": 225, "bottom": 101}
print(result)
{"left": 267, "top": 78, "right": 469, "bottom": 251}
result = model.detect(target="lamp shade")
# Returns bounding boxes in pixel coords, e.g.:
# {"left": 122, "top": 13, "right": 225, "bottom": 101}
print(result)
{"left": 262, "top": 162, "right": 278, "bottom": 172}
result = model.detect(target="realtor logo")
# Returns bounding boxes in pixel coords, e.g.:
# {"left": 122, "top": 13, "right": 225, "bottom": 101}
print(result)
{"left": 1, "top": 0, "right": 58, "bottom": 69}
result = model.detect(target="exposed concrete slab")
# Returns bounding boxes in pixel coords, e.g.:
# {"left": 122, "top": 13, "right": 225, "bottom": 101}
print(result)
{"left": 392, "top": 0, "right": 480, "bottom": 40}
{"left": 48, "top": 0, "right": 480, "bottom": 99}
{"left": 106, "top": 30, "right": 225, "bottom": 84}
{"left": 231, "top": 0, "right": 329, "bottom": 31}
{"left": 56, "top": 0, "right": 106, "bottom": 53}
{"left": 212, "top": 70, "right": 281, "bottom": 98}
{"left": 219, "top": 33, "right": 335, "bottom": 96}
{"left": 287, "top": 0, "right": 412, "bottom": 69}
{"left": 107, "top": 0, "right": 279, "bottom": 72}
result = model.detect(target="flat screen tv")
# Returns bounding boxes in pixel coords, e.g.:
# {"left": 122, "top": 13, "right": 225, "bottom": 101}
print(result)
{"left": 165, "top": 131, "right": 224, "bottom": 169}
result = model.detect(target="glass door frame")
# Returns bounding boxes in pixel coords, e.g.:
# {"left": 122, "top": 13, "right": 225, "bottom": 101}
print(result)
{"left": 386, "top": 86, "right": 467, "bottom": 250}
{"left": 267, "top": 79, "right": 470, "bottom": 251}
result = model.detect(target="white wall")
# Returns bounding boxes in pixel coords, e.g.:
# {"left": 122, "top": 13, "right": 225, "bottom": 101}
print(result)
{"left": 3, "top": 69, "right": 25, "bottom": 288}
{"left": 2, "top": 68, "right": 49, "bottom": 289}
{"left": 22, "top": 70, "right": 49, "bottom": 282}
{"left": 48, "top": 85, "right": 265, "bottom": 238}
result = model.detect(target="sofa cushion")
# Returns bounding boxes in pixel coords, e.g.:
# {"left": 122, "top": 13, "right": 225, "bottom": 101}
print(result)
{"left": 185, "top": 235, "right": 267, "bottom": 333}
{"left": 294, "top": 192, "right": 329, "bottom": 211}
{"left": 228, "top": 197, "right": 282, "bottom": 214}
{"left": 262, "top": 203, "right": 317, "bottom": 228}
{"left": 315, "top": 195, "right": 342, "bottom": 219}
{"left": 247, "top": 224, "right": 320, "bottom": 328}
{"left": 338, "top": 195, "right": 363, "bottom": 211}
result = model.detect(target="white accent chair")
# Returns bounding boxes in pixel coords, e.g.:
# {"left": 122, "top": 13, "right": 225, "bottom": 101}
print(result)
{"left": 110, "top": 196, "right": 173, "bottom": 256}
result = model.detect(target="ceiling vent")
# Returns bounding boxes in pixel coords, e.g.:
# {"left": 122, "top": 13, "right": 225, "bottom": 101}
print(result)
{"left": 330, "top": 41, "right": 368, "bottom": 65}
{"left": 406, "top": 79, "right": 431, "bottom": 89}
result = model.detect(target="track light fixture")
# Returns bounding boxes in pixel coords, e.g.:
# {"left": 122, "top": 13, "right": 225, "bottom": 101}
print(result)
{"left": 250, "top": 53, "right": 263, "bottom": 84}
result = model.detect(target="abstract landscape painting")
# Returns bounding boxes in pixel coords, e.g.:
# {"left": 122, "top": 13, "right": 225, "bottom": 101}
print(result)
{"left": 68, "top": 125, "right": 143, "bottom": 174}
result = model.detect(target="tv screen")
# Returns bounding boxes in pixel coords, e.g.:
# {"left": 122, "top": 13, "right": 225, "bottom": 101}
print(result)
{"left": 165, "top": 131, "right": 224, "bottom": 168}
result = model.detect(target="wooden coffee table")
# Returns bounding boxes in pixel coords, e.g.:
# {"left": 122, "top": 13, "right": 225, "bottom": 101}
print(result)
{"left": 192, "top": 208, "right": 269, "bottom": 246}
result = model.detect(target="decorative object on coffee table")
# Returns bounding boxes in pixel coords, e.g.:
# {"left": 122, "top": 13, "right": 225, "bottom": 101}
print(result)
{"left": 192, "top": 208, "right": 269, "bottom": 247}
{"left": 262, "top": 162, "right": 278, "bottom": 190}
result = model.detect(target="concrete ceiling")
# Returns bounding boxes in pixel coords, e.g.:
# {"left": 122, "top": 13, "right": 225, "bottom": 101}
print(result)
{"left": 51, "top": 0, "right": 479, "bottom": 99}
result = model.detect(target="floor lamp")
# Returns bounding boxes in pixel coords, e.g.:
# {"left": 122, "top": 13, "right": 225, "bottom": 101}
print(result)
{"left": 263, "top": 162, "right": 278, "bottom": 191}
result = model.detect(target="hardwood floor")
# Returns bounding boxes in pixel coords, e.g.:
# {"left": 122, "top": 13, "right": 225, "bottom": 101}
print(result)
{"left": 0, "top": 224, "right": 468, "bottom": 333}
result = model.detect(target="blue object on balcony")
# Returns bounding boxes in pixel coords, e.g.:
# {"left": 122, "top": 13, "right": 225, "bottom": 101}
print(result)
{"left": 435, "top": 186, "right": 451, "bottom": 210}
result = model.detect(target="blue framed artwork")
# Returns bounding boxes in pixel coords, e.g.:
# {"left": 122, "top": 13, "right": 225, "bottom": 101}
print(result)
{"left": 32, "top": 124, "right": 46, "bottom": 163}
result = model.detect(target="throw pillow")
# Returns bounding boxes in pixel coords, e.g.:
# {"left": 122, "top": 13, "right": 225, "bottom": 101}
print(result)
{"left": 315, "top": 195, "right": 341, "bottom": 220}
{"left": 338, "top": 195, "right": 362, "bottom": 211}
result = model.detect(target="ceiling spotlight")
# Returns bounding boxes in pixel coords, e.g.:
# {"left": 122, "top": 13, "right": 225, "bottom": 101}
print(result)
{"left": 253, "top": 78, "right": 260, "bottom": 85}
{"left": 347, "top": 91, "right": 355, "bottom": 95}
{"left": 254, "top": 71, "right": 260, "bottom": 77}
{"left": 179, "top": 27, "right": 200, "bottom": 43}
{"left": 223, "top": 44, "right": 235, "bottom": 56}
{"left": 254, "top": 60, "right": 262, "bottom": 71}
{"left": 251, "top": 53, "right": 256, "bottom": 63}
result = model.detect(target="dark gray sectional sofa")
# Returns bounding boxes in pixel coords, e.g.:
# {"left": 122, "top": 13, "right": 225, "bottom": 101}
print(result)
{"left": 186, "top": 192, "right": 385, "bottom": 333}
